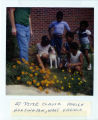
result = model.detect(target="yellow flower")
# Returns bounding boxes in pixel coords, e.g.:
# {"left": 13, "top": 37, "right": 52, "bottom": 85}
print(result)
{"left": 40, "top": 69, "right": 45, "bottom": 74}
{"left": 53, "top": 75, "right": 57, "bottom": 79}
{"left": 26, "top": 81, "right": 32, "bottom": 85}
{"left": 32, "top": 70, "right": 35, "bottom": 73}
{"left": 68, "top": 85, "right": 71, "bottom": 88}
{"left": 36, "top": 82, "right": 40, "bottom": 87}
{"left": 38, "top": 86, "right": 43, "bottom": 91}
{"left": 71, "top": 78, "right": 74, "bottom": 80}
{"left": 29, "top": 66, "right": 33, "bottom": 70}
{"left": 21, "top": 71, "right": 25, "bottom": 75}
{"left": 29, "top": 74, "right": 33, "bottom": 77}
{"left": 60, "top": 81, "right": 63, "bottom": 84}
{"left": 46, "top": 84, "right": 49, "bottom": 87}
{"left": 78, "top": 78, "right": 80, "bottom": 80}
{"left": 80, "top": 81, "right": 83, "bottom": 84}
{"left": 12, "top": 65, "right": 16, "bottom": 69}
{"left": 76, "top": 71, "right": 79, "bottom": 74}
{"left": 61, "top": 86, "right": 64, "bottom": 90}
{"left": 62, "top": 69, "right": 64, "bottom": 72}
{"left": 17, "top": 76, "right": 21, "bottom": 80}
{"left": 56, "top": 80, "right": 59, "bottom": 83}
{"left": 64, "top": 76, "right": 67, "bottom": 80}
{"left": 22, "top": 58, "right": 25, "bottom": 62}
{"left": 34, "top": 73, "right": 38, "bottom": 76}
{"left": 25, "top": 61, "right": 29, "bottom": 65}
{"left": 41, "top": 80, "right": 45, "bottom": 86}
{"left": 17, "top": 60, "right": 21, "bottom": 64}
{"left": 33, "top": 80, "right": 36, "bottom": 84}
{"left": 35, "top": 67, "right": 39, "bottom": 71}
{"left": 78, "top": 82, "right": 81, "bottom": 85}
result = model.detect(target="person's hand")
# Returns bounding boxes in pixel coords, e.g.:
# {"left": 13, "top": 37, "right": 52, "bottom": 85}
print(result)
{"left": 30, "top": 30, "right": 34, "bottom": 37}
{"left": 67, "top": 63, "right": 72, "bottom": 68}
{"left": 12, "top": 27, "right": 16, "bottom": 36}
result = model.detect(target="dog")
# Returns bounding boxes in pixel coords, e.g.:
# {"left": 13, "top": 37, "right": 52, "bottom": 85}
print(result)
{"left": 48, "top": 46, "right": 57, "bottom": 68}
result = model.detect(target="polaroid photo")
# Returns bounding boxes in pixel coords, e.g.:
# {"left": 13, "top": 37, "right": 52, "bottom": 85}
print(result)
{"left": 0, "top": 0, "right": 98, "bottom": 120}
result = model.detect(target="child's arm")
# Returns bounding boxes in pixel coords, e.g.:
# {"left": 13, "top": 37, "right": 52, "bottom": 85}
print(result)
{"left": 29, "top": 15, "right": 33, "bottom": 37}
{"left": 61, "top": 44, "right": 69, "bottom": 54}
{"left": 9, "top": 8, "right": 16, "bottom": 36}
{"left": 70, "top": 53, "right": 83, "bottom": 67}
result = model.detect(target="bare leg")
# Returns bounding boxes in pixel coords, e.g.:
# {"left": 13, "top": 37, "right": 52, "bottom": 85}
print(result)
{"left": 84, "top": 49, "right": 90, "bottom": 65}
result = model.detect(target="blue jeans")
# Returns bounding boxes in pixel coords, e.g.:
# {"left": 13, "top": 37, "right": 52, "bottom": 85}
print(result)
{"left": 51, "top": 35, "right": 62, "bottom": 57}
{"left": 16, "top": 24, "right": 30, "bottom": 61}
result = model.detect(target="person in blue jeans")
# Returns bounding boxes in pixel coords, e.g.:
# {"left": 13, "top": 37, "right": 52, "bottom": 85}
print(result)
{"left": 48, "top": 11, "right": 70, "bottom": 64}
{"left": 9, "top": 8, "right": 33, "bottom": 61}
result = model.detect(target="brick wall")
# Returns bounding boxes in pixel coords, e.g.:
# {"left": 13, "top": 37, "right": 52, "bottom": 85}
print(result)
{"left": 30, "top": 8, "right": 94, "bottom": 45}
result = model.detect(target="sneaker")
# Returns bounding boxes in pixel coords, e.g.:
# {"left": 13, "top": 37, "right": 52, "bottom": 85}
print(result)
{"left": 87, "top": 64, "right": 92, "bottom": 70}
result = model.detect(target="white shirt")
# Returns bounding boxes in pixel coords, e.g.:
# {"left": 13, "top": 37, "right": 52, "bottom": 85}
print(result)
{"left": 70, "top": 50, "right": 82, "bottom": 64}
{"left": 76, "top": 29, "right": 91, "bottom": 44}
{"left": 36, "top": 43, "right": 51, "bottom": 56}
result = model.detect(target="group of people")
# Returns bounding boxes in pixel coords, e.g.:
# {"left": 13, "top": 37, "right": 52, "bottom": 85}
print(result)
{"left": 9, "top": 8, "right": 93, "bottom": 80}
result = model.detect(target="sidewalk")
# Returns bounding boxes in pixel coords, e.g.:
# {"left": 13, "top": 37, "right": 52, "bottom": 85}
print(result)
{"left": 6, "top": 85, "right": 86, "bottom": 96}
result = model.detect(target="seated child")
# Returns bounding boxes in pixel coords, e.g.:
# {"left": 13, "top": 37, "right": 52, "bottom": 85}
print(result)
{"left": 67, "top": 42, "right": 84, "bottom": 80}
{"left": 74, "top": 20, "right": 92, "bottom": 70}
{"left": 59, "top": 32, "right": 74, "bottom": 68}
{"left": 36, "top": 35, "right": 51, "bottom": 70}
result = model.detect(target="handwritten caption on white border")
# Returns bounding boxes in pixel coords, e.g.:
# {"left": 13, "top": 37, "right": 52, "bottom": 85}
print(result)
{"left": 11, "top": 100, "right": 91, "bottom": 117}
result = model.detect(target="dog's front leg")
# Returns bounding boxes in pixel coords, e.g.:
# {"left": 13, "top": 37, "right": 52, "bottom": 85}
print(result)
{"left": 50, "top": 58, "right": 53, "bottom": 68}
{"left": 55, "top": 58, "right": 57, "bottom": 68}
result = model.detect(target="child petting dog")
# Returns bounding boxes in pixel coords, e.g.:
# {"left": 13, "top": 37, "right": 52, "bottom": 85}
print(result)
{"left": 36, "top": 36, "right": 51, "bottom": 71}
{"left": 36, "top": 35, "right": 57, "bottom": 70}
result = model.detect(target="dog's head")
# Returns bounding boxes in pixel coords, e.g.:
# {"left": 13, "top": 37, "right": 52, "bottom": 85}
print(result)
{"left": 48, "top": 46, "right": 56, "bottom": 54}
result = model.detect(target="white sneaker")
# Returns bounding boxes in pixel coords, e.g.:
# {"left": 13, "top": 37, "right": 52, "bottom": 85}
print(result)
{"left": 87, "top": 64, "right": 92, "bottom": 70}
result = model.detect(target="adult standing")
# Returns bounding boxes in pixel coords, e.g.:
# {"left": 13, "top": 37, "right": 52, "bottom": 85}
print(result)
{"left": 9, "top": 8, "right": 33, "bottom": 61}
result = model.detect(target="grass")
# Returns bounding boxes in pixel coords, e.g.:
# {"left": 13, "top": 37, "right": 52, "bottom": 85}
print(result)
{"left": 6, "top": 45, "right": 93, "bottom": 95}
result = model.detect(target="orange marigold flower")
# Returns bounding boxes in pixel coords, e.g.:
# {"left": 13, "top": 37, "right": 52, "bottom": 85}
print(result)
{"left": 17, "top": 60, "right": 21, "bottom": 64}
{"left": 33, "top": 80, "right": 36, "bottom": 84}
{"left": 29, "top": 74, "right": 33, "bottom": 77}
{"left": 17, "top": 76, "right": 21, "bottom": 80}
{"left": 26, "top": 81, "right": 32, "bottom": 85}
{"left": 12, "top": 65, "right": 16, "bottom": 69}
{"left": 21, "top": 71, "right": 25, "bottom": 75}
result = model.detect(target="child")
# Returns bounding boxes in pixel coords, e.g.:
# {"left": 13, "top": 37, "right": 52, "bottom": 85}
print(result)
{"left": 48, "top": 11, "right": 70, "bottom": 64}
{"left": 36, "top": 35, "right": 51, "bottom": 70}
{"left": 67, "top": 42, "right": 84, "bottom": 80}
{"left": 74, "top": 20, "right": 92, "bottom": 70}
{"left": 59, "top": 32, "right": 74, "bottom": 69}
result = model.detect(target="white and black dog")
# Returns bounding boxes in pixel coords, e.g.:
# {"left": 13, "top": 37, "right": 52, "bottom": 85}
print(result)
{"left": 48, "top": 46, "right": 57, "bottom": 68}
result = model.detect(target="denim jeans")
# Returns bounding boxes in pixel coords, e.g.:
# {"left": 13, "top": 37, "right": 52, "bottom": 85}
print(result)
{"left": 51, "top": 35, "right": 62, "bottom": 57}
{"left": 16, "top": 24, "right": 30, "bottom": 61}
